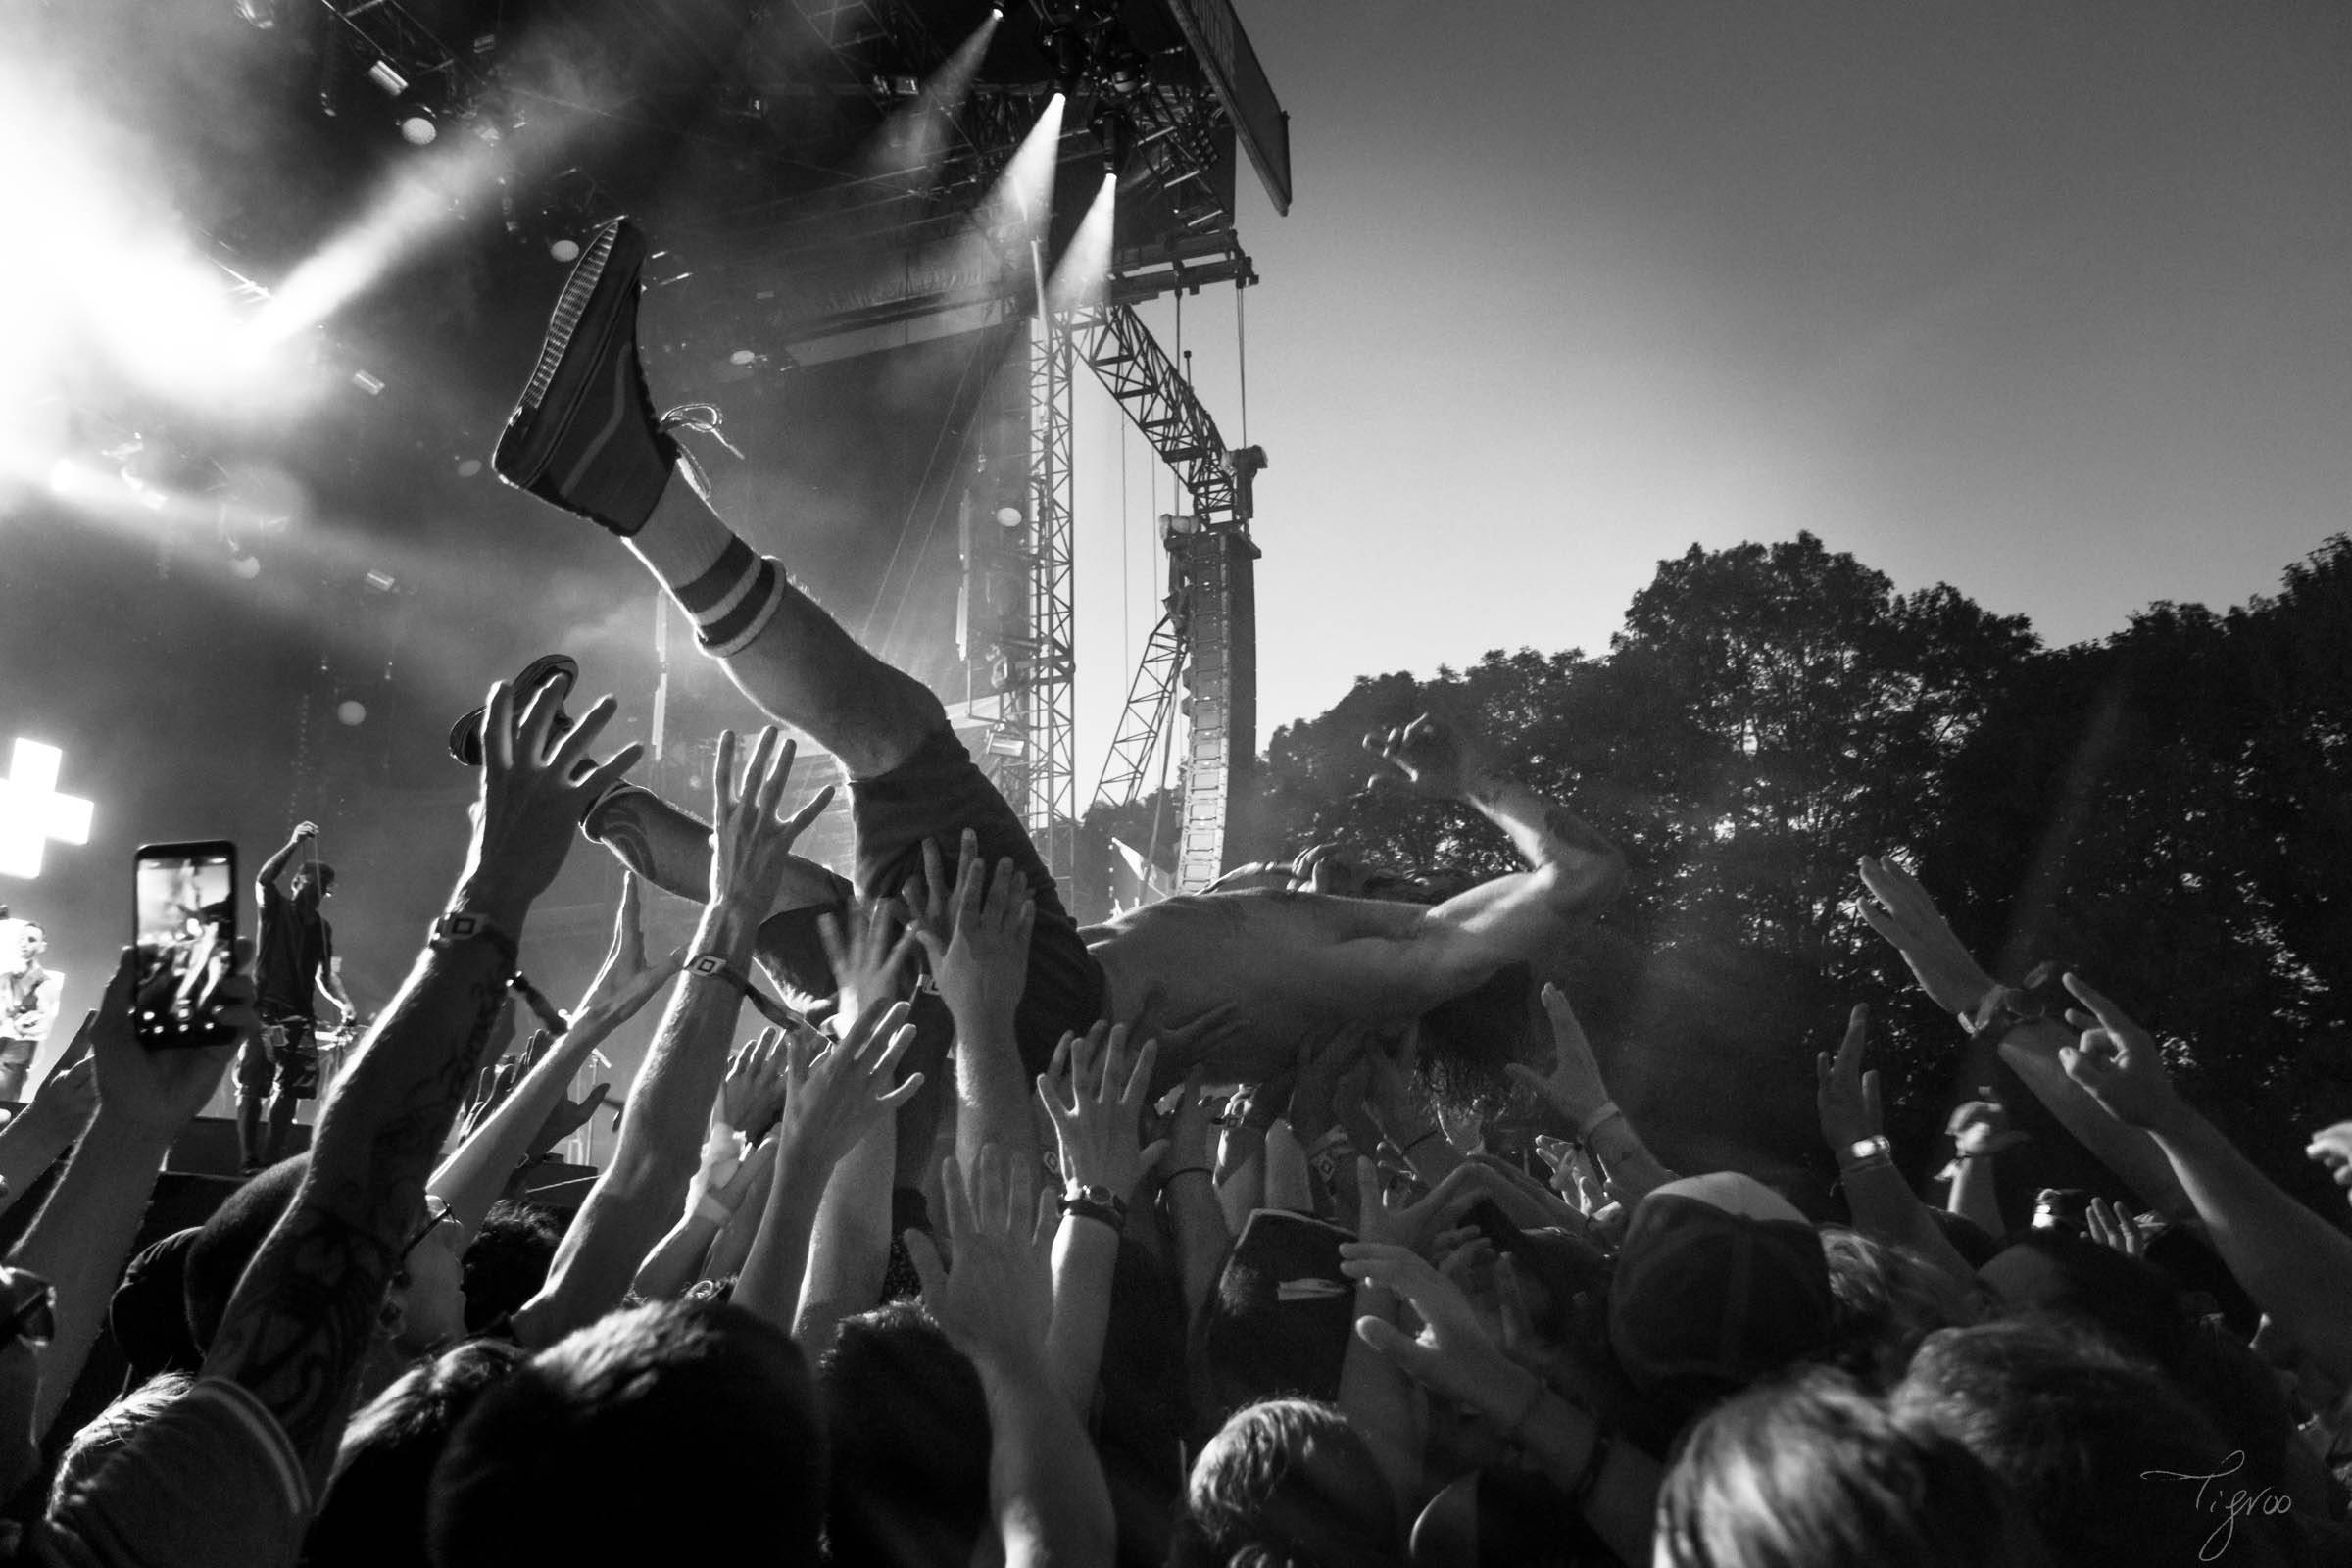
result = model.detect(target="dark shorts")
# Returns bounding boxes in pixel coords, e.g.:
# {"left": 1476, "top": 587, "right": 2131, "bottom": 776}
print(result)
{"left": 236, "top": 1013, "right": 319, "bottom": 1101}
{"left": 843, "top": 725, "right": 1104, "bottom": 1075}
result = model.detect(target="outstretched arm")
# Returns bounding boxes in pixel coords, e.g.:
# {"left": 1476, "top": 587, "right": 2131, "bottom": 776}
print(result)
{"left": 511, "top": 729, "right": 831, "bottom": 1351}
{"left": 1857, "top": 856, "right": 2192, "bottom": 1220}
{"left": 204, "top": 684, "right": 639, "bottom": 1489}
{"left": 1361, "top": 716, "right": 1624, "bottom": 999}
{"left": 254, "top": 822, "right": 317, "bottom": 897}
{"left": 2061, "top": 975, "right": 2352, "bottom": 1386}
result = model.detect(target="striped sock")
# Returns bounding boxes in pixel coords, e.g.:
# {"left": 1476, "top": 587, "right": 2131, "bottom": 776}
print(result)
{"left": 673, "top": 538, "right": 786, "bottom": 657}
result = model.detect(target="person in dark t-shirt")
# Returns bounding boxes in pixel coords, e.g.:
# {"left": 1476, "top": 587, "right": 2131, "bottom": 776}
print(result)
{"left": 235, "top": 822, "right": 357, "bottom": 1174}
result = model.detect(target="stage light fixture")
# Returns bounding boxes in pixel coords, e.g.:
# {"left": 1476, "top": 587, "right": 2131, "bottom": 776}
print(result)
{"left": 399, "top": 110, "right": 437, "bottom": 146}
{"left": 549, "top": 237, "right": 580, "bottom": 263}
{"left": 456, "top": 457, "right": 482, "bottom": 477}
{"left": 1160, "top": 511, "right": 1200, "bottom": 537}
{"left": 729, "top": 349, "right": 757, "bottom": 366}
{"left": 995, "top": 505, "right": 1024, "bottom": 528}
{"left": 336, "top": 700, "right": 368, "bottom": 726}
{"left": 363, "top": 569, "right": 398, "bottom": 593}
{"left": 350, "top": 370, "right": 385, "bottom": 395}
{"left": 227, "top": 548, "right": 261, "bottom": 579}
{"left": 368, "top": 60, "right": 409, "bottom": 97}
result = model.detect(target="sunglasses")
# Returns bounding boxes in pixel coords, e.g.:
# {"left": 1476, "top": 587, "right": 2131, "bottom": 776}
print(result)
{"left": 0, "top": 1267, "right": 56, "bottom": 1348}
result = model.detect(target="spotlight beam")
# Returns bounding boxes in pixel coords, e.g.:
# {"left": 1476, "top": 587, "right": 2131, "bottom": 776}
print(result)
{"left": 1046, "top": 170, "right": 1118, "bottom": 315}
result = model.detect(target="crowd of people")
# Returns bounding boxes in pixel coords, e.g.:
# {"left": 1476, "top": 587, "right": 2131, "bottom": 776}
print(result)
{"left": 1, "top": 216, "right": 2350, "bottom": 1566}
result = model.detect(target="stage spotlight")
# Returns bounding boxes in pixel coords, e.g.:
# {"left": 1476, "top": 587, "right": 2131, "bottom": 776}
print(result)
{"left": 350, "top": 370, "right": 385, "bottom": 395}
{"left": 550, "top": 237, "right": 580, "bottom": 263}
{"left": 729, "top": 349, "right": 757, "bottom": 366}
{"left": 456, "top": 457, "right": 482, "bottom": 477}
{"left": 227, "top": 548, "right": 261, "bottom": 580}
{"left": 1160, "top": 511, "right": 1200, "bottom": 537}
{"left": 995, "top": 504, "right": 1024, "bottom": 528}
{"left": 399, "top": 110, "right": 437, "bottom": 146}
{"left": 336, "top": 700, "right": 368, "bottom": 726}
{"left": 1045, "top": 168, "right": 1117, "bottom": 314}
{"left": 368, "top": 60, "right": 409, "bottom": 97}
{"left": 363, "top": 568, "right": 398, "bottom": 593}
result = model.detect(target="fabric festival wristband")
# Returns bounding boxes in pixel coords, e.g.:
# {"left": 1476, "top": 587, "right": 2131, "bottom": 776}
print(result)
{"left": 683, "top": 953, "right": 751, "bottom": 995}
{"left": 430, "top": 911, "right": 518, "bottom": 971}
{"left": 1059, "top": 1196, "right": 1124, "bottom": 1232}
{"left": 1576, "top": 1102, "right": 1626, "bottom": 1141}
{"left": 694, "top": 1192, "right": 736, "bottom": 1227}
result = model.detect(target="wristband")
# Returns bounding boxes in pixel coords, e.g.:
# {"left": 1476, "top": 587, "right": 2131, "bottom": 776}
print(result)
{"left": 1576, "top": 1102, "right": 1626, "bottom": 1141}
{"left": 1840, "top": 1134, "right": 1892, "bottom": 1169}
{"left": 1165, "top": 1165, "right": 1213, "bottom": 1185}
{"left": 431, "top": 910, "right": 518, "bottom": 971}
{"left": 683, "top": 953, "right": 750, "bottom": 994}
{"left": 693, "top": 1192, "right": 736, "bottom": 1227}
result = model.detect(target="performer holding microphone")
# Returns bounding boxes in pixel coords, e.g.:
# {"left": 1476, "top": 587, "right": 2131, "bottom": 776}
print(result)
{"left": 0, "top": 919, "right": 62, "bottom": 1104}
{"left": 236, "top": 820, "right": 360, "bottom": 1173}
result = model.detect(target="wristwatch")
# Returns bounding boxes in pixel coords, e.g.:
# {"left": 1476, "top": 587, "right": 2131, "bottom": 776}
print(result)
{"left": 430, "top": 911, "right": 518, "bottom": 970}
{"left": 1058, "top": 1182, "right": 1128, "bottom": 1231}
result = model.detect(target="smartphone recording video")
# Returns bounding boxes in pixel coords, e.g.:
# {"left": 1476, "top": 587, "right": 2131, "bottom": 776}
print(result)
{"left": 133, "top": 840, "right": 239, "bottom": 1050}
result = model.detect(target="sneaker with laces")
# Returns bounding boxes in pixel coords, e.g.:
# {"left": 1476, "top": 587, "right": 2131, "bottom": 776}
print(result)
{"left": 492, "top": 218, "right": 675, "bottom": 535}
{"left": 448, "top": 653, "right": 580, "bottom": 766}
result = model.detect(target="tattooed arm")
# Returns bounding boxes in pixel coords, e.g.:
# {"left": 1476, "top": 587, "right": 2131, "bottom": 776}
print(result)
{"left": 201, "top": 681, "right": 640, "bottom": 1492}
{"left": 1354, "top": 715, "right": 1624, "bottom": 1000}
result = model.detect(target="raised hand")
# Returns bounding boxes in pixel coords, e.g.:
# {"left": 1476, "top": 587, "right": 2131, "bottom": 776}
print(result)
{"left": 2084, "top": 1197, "right": 2147, "bottom": 1258}
{"left": 2056, "top": 974, "right": 2192, "bottom": 1136}
{"left": 1038, "top": 1022, "right": 1165, "bottom": 1195}
{"left": 1152, "top": 1066, "right": 1216, "bottom": 1183}
{"left": 528, "top": 1078, "right": 610, "bottom": 1158}
{"left": 1286, "top": 1020, "right": 1372, "bottom": 1147}
{"left": 1361, "top": 713, "right": 1490, "bottom": 801}
{"left": 2307, "top": 1121, "right": 2352, "bottom": 1203}
{"left": 1855, "top": 856, "right": 1997, "bottom": 1016}
{"left": 1946, "top": 1092, "right": 2028, "bottom": 1159}
{"left": 1507, "top": 982, "right": 1611, "bottom": 1128}
{"left": 1338, "top": 1238, "right": 1529, "bottom": 1414}
{"left": 906, "top": 829, "right": 1033, "bottom": 1033}
{"left": 709, "top": 727, "right": 834, "bottom": 915}
{"left": 905, "top": 1145, "right": 1056, "bottom": 1372}
{"left": 21, "top": 1025, "right": 97, "bottom": 1137}
{"left": 577, "top": 873, "right": 687, "bottom": 1025}
{"left": 1815, "top": 1004, "right": 1885, "bottom": 1154}
{"left": 466, "top": 681, "right": 641, "bottom": 915}
{"left": 772, "top": 999, "right": 924, "bottom": 1174}
{"left": 817, "top": 898, "right": 919, "bottom": 1036}
{"left": 92, "top": 949, "right": 252, "bottom": 1136}
{"left": 1122, "top": 984, "right": 1246, "bottom": 1078}
{"left": 291, "top": 821, "right": 318, "bottom": 843}
{"left": 717, "top": 1028, "right": 792, "bottom": 1137}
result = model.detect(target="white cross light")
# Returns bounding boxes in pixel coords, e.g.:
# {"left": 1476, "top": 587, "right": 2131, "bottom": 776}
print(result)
{"left": 0, "top": 740, "right": 94, "bottom": 880}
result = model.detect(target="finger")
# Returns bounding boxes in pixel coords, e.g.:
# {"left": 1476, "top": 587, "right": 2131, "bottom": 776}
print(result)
{"left": 955, "top": 836, "right": 985, "bottom": 931}
{"left": 482, "top": 680, "right": 516, "bottom": 774}
{"left": 1122, "top": 1040, "right": 1159, "bottom": 1114}
{"left": 783, "top": 773, "right": 833, "bottom": 846}
{"left": 1837, "top": 1004, "right": 1869, "bottom": 1083}
{"left": 877, "top": 1069, "right": 926, "bottom": 1111}
{"left": 1046, "top": 1032, "right": 1075, "bottom": 1099}
{"left": 2060, "top": 972, "right": 2129, "bottom": 1033}
{"left": 975, "top": 1143, "right": 1011, "bottom": 1236}
{"left": 940, "top": 1155, "right": 975, "bottom": 1243}
{"left": 1862, "top": 1068, "right": 1883, "bottom": 1132}
{"left": 1031, "top": 1185, "right": 1058, "bottom": 1251}
{"left": 880, "top": 924, "right": 920, "bottom": 990}
{"left": 760, "top": 734, "right": 797, "bottom": 819}
{"left": 711, "top": 730, "right": 740, "bottom": 816}
{"left": 920, "top": 837, "right": 947, "bottom": 920}
{"left": 816, "top": 912, "right": 848, "bottom": 974}
{"left": 736, "top": 726, "right": 777, "bottom": 811}
{"left": 1137, "top": 1139, "right": 1170, "bottom": 1171}
{"left": 1494, "top": 1253, "right": 1536, "bottom": 1348}
{"left": 869, "top": 1021, "right": 919, "bottom": 1085}
{"left": 1355, "top": 1154, "right": 1381, "bottom": 1227}
{"left": 579, "top": 1082, "right": 612, "bottom": 1118}
{"left": 986, "top": 855, "right": 1021, "bottom": 927}
{"left": 550, "top": 693, "right": 618, "bottom": 779}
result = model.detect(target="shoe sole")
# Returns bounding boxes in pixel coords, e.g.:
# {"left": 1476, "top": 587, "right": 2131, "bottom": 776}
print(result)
{"left": 493, "top": 220, "right": 646, "bottom": 490}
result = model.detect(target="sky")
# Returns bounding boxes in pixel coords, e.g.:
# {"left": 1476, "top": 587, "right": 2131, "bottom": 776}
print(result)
{"left": 1077, "top": 0, "right": 2352, "bottom": 758}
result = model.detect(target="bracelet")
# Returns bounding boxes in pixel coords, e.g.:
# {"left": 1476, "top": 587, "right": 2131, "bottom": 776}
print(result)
{"left": 430, "top": 910, "right": 518, "bottom": 971}
{"left": 1165, "top": 1165, "right": 1214, "bottom": 1184}
{"left": 1059, "top": 1196, "right": 1125, "bottom": 1232}
{"left": 1839, "top": 1134, "right": 1893, "bottom": 1170}
{"left": 693, "top": 1192, "right": 735, "bottom": 1227}
{"left": 1502, "top": 1372, "right": 1548, "bottom": 1448}
{"left": 683, "top": 953, "right": 750, "bottom": 994}
{"left": 1576, "top": 1102, "right": 1625, "bottom": 1141}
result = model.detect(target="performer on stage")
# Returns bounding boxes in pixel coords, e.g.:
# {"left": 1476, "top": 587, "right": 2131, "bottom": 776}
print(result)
{"left": 0, "top": 920, "right": 62, "bottom": 1103}
{"left": 481, "top": 218, "right": 1624, "bottom": 1093}
{"left": 237, "top": 821, "right": 359, "bottom": 1173}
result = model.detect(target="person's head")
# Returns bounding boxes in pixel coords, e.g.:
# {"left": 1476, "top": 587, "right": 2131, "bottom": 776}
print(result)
{"left": 0, "top": 1264, "right": 57, "bottom": 1499}
{"left": 1656, "top": 1366, "right": 2051, "bottom": 1568}
{"left": 291, "top": 862, "right": 336, "bottom": 900}
{"left": 1894, "top": 1319, "right": 2291, "bottom": 1568}
{"left": 50, "top": 1373, "right": 193, "bottom": 1517}
{"left": 110, "top": 1226, "right": 204, "bottom": 1384}
{"left": 1818, "top": 1228, "right": 1968, "bottom": 1389}
{"left": 184, "top": 1154, "right": 309, "bottom": 1351}
{"left": 387, "top": 1194, "right": 467, "bottom": 1355}
{"left": 1171, "top": 1398, "right": 1403, "bottom": 1568}
{"left": 1974, "top": 1229, "right": 2191, "bottom": 1371}
{"left": 457, "top": 1201, "right": 564, "bottom": 1335}
{"left": 429, "top": 1300, "right": 824, "bottom": 1566}
{"left": 1606, "top": 1174, "right": 1838, "bottom": 1447}
{"left": 819, "top": 1301, "right": 992, "bottom": 1566}
{"left": 308, "top": 1340, "right": 522, "bottom": 1568}
{"left": 16, "top": 922, "right": 44, "bottom": 962}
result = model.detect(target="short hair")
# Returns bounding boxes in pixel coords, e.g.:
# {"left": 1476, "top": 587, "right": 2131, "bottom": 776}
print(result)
{"left": 297, "top": 862, "right": 336, "bottom": 892}
{"left": 457, "top": 1202, "right": 564, "bottom": 1335}
{"left": 183, "top": 1155, "right": 309, "bottom": 1350}
{"left": 1893, "top": 1320, "right": 2293, "bottom": 1568}
{"left": 308, "top": 1340, "right": 521, "bottom": 1568}
{"left": 21, "top": 923, "right": 40, "bottom": 941}
{"left": 1656, "top": 1367, "right": 2051, "bottom": 1568}
{"left": 49, "top": 1373, "right": 193, "bottom": 1515}
{"left": 428, "top": 1300, "right": 824, "bottom": 1566}
{"left": 818, "top": 1301, "right": 992, "bottom": 1567}
{"left": 1170, "top": 1398, "right": 1402, "bottom": 1568}
{"left": 1817, "top": 1228, "right": 1962, "bottom": 1390}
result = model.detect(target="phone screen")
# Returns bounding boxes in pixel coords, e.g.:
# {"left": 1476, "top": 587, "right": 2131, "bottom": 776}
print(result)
{"left": 133, "top": 843, "right": 237, "bottom": 1049}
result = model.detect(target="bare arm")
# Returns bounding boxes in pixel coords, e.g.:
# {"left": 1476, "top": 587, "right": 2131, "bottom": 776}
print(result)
{"left": 907, "top": 832, "right": 1039, "bottom": 1190}
{"left": 1507, "top": 985, "right": 1678, "bottom": 1205}
{"left": 1360, "top": 716, "right": 1623, "bottom": 1000}
{"left": 254, "top": 823, "right": 315, "bottom": 896}
{"left": 1038, "top": 1025, "right": 1162, "bottom": 1411}
{"left": 428, "top": 873, "right": 679, "bottom": 1238}
{"left": 0, "top": 1029, "right": 94, "bottom": 1218}
{"left": 1816, "top": 1004, "right": 1978, "bottom": 1296}
{"left": 10, "top": 960, "right": 243, "bottom": 1434}
{"left": 512, "top": 729, "right": 831, "bottom": 1352}
{"left": 205, "top": 685, "right": 639, "bottom": 1487}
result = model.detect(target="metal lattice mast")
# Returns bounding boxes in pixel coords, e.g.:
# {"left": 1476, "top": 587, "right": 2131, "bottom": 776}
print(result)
{"left": 1023, "top": 312, "right": 1079, "bottom": 880}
